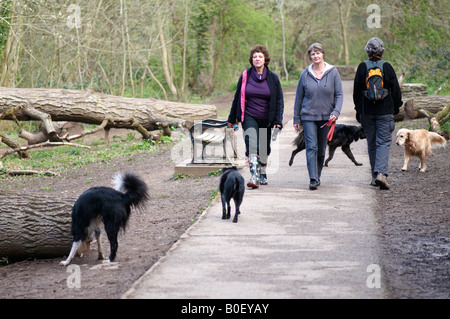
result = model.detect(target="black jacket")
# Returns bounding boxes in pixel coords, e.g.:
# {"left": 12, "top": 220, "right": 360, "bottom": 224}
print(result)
{"left": 353, "top": 57, "right": 403, "bottom": 118}
{"left": 227, "top": 66, "right": 284, "bottom": 128}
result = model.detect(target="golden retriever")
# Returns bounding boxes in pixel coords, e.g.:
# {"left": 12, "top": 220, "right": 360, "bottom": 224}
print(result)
{"left": 395, "top": 128, "right": 446, "bottom": 172}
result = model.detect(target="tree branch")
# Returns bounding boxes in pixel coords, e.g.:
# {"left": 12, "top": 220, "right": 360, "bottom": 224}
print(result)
{"left": 1, "top": 141, "right": 90, "bottom": 159}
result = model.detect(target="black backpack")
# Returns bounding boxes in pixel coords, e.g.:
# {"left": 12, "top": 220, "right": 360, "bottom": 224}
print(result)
{"left": 364, "top": 60, "right": 389, "bottom": 102}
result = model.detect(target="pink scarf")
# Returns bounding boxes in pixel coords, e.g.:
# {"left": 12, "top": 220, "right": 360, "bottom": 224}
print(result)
{"left": 240, "top": 70, "right": 247, "bottom": 122}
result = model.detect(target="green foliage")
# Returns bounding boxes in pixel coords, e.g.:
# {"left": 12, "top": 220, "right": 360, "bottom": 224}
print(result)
{"left": 407, "top": 47, "right": 449, "bottom": 94}
{"left": 442, "top": 119, "right": 450, "bottom": 132}
{"left": 189, "top": 0, "right": 277, "bottom": 94}
{"left": 190, "top": 0, "right": 218, "bottom": 77}
{"left": 172, "top": 173, "right": 188, "bottom": 180}
{"left": 208, "top": 169, "right": 221, "bottom": 176}
{"left": 0, "top": 134, "right": 169, "bottom": 180}
{"left": 197, "top": 188, "right": 220, "bottom": 218}
{"left": 389, "top": 0, "right": 449, "bottom": 93}
{"left": 1, "top": 0, "right": 448, "bottom": 100}
{"left": 0, "top": 0, "right": 11, "bottom": 60}
{"left": 0, "top": 256, "right": 9, "bottom": 265}
{"left": 159, "top": 135, "right": 173, "bottom": 144}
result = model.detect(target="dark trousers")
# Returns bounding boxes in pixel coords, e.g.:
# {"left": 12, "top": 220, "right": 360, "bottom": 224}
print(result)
{"left": 361, "top": 114, "right": 395, "bottom": 177}
{"left": 242, "top": 114, "right": 271, "bottom": 164}
{"left": 303, "top": 120, "right": 330, "bottom": 182}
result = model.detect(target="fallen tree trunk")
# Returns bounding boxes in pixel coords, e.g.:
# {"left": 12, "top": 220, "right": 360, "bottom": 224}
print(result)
{"left": 0, "top": 87, "right": 217, "bottom": 130}
{"left": 0, "top": 191, "right": 74, "bottom": 260}
{"left": 435, "top": 103, "right": 450, "bottom": 126}
{"left": 394, "top": 95, "right": 450, "bottom": 121}
{"left": 400, "top": 83, "right": 427, "bottom": 100}
{"left": 418, "top": 103, "right": 450, "bottom": 137}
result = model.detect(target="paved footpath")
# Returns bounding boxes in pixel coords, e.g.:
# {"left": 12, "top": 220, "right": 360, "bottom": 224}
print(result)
{"left": 123, "top": 81, "right": 387, "bottom": 299}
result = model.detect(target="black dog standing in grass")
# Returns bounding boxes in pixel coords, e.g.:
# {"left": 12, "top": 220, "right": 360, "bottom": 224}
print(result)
{"left": 219, "top": 166, "right": 245, "bottom": 223}
{"left": 289, "top": 124, "right": 366, "bottom": 167}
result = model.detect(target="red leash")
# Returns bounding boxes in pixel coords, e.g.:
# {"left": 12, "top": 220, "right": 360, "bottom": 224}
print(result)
{"left": 321, "top": 119, "right": 336, "bottom": 141}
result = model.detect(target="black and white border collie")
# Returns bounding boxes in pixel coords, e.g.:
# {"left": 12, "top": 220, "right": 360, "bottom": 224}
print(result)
{"left": 60, "top": 172, "right": 149, "bottom": 266}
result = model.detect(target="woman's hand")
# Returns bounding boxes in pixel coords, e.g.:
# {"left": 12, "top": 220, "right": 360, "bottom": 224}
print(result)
{"left": 293, "top": 123, "right": 302, "bottom": 131}
{"left": 227, "top": 122, "right": 238, "bottom": 136}
{"left": 329, "top": 115, "right": 338, "bottom": 122}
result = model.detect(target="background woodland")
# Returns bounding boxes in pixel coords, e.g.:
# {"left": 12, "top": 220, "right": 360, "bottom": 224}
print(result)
{"left": 0, "top": 0, "right": 448, "bottom": 102}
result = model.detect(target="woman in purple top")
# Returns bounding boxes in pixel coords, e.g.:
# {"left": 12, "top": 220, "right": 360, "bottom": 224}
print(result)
{"left": 227, "top": 45, "right": 284, "bottom": 188}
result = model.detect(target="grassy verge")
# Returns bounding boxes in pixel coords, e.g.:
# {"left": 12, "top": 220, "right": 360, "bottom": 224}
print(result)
{"left": 0, "top": 131, "right": 172, "bottom": 180}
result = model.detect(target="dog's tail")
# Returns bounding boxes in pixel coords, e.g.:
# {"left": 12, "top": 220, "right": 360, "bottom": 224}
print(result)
{"left": 292, "top": 130, "right": 305, "bottom": 148}
{"left": 428, "top": 132, "right": 447, "bottom": 148}
{"left": 112, "top": 172, "right": 150, "bottom": 210}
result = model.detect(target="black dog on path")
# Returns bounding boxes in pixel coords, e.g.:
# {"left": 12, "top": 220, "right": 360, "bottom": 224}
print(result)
{"left": 289, "top": 124, "right": 366, "bottom": 167}
{"left": 219, "top": 166, "right": 245, "bottom": 223}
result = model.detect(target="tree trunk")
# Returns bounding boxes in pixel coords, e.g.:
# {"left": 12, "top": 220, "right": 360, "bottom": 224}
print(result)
{"left": 280, "top": 0, "right": 288, "bottom": 81}
{"left": 338, "top": 0, "right": 351, "bottom": 65}
{"left": 0, "top": 191, "right": 74, "bottom": 260}
{"left": 0, "top": 87, "right": 217, "bottom": 130}
{"left": 180, "top": 0, "right": 190, "bottom": 99}
{"left": 160, "top": 27, "right": 178, "bottom": 97}
{"left": 401, "top": 83, "right": 428, "bottom": 100}
{"left": 418, "top": 103, "right": 450, "bottom": 136}
{"left": 0, "top": 0, "right": 21, "bottom": 88}
{"left": 394, "top": 96, "right": 450, "bottom": 121}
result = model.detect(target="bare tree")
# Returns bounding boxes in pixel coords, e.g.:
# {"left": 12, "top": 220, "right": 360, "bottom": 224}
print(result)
{"left": 159, "top": 22, "right": 178, "bottom": 97}
{"left": 338, "top": 0, "right": 353, "bottom": 65}
{"left": 278, "top": 0, "right": 288, "bottom": 81}
{"left": 0, "top": 0, "right": 21, "bottom": 87}
{"left": 180, "top": 0, "right": 191, "bottom": 99}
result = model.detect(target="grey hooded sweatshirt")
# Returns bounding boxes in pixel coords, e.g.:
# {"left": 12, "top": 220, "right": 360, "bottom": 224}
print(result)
{"left": 293, "top": 62, "right": 343, "bottom": 124}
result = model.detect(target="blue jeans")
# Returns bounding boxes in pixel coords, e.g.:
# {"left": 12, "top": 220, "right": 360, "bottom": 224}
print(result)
{"left": 361, "top": 114, "right": 395, "bottom": 177}
{"left": 303, "top": 120, "right": 330, "bottom": 182}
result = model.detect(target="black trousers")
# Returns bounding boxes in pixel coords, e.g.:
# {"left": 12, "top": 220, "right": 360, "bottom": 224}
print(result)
{"left": 241, "top": 114, "right": 272, "bottom": 164}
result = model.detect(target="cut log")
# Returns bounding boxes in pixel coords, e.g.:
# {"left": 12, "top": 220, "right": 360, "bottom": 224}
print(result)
{"left": 403, "top": 99, "right": 416, "bottom": 121}
{"left": 400, "top": 83, "right": 428, "bottom": 100}
{"left": 0, "top": 87, "right": 217, "bottom": 130}
{"left": 0, "top": 191, "right": 75, "bottom": 260}
{"left": 394, "top": 95, "right": 450, "bottom": 121}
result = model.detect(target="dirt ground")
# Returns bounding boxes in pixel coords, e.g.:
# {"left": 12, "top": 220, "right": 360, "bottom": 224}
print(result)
{"left": 0, "top": 143, "right": 221, "bottom": 298}
{"left": 376, "top": 119, "right": 449, "bottom": 299}
{"left": 0, "top": 88, "right": 448, "bottom": 299}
